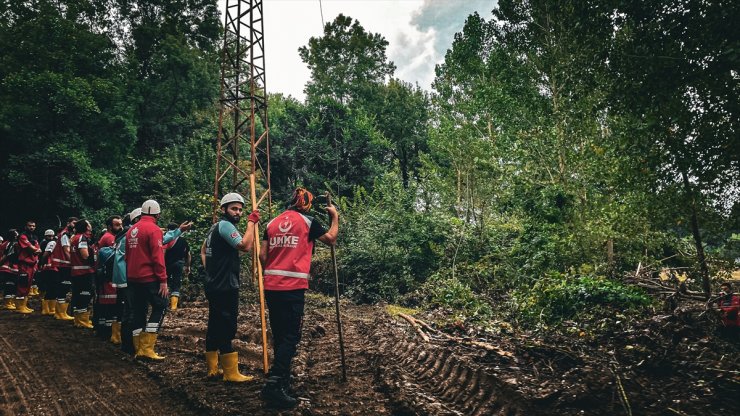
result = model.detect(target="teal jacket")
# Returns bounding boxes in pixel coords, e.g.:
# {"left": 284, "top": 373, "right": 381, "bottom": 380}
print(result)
{"left": 112, "top": 227, "right": 181, "bottom": 288}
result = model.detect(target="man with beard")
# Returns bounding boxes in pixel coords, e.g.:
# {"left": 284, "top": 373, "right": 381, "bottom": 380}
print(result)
{"left": 200, "top": 192, "right": 259, "bottom": 382}
{"left": 94, "top": 215, "right": 122, "bottom": 339}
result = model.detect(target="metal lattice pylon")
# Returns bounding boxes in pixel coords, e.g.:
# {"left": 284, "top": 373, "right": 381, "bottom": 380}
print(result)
{"left": 213, "top": 0, "right": 271, "bottom": 373}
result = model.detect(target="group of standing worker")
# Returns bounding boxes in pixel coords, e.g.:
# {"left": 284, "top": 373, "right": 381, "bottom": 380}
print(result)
{"left": 0, "top": 203, "right": 192, "bottom": 356}
{"left": 201, "top": 187, "right": 338, "bottom": 408}
{"left": 0, "top": 186, "right": 338, "bottom": 410}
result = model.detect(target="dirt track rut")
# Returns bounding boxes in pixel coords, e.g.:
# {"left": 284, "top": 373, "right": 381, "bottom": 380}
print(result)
{"left": 0, "top": 296, "right": 541, "bottom": 415}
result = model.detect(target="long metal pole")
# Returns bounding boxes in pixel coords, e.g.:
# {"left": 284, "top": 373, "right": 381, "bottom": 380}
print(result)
{"left": 326, "top": 193, "right": 347, "bottom": 381}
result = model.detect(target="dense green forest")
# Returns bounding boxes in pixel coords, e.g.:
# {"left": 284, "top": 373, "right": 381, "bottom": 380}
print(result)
{"left": 1, "top": 0, "right": 738, "bottom": 326}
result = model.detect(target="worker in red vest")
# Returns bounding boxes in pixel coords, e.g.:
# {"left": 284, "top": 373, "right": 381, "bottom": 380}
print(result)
{"left": 200, "top": 192, "right": 259, "bottom": 382}
{"left": 717, "top": 282, "right": 740, "bottom": 329}
{"left": 0, "top": 229, "right": 19, "bottom": 310}
{"left": 259, "top": 187, "right": 338, "bottom": 408}
{"left": 50, "top": 217, "right": 77, "bottom": 320}
{"left": 15, "top": 220, "right": 41, "bottom": 314}
{"left": 69, "top": 219, "right": 95, "bottom": 328}
{"left": 127, "top": 200, "right": 192, "bottom": 360}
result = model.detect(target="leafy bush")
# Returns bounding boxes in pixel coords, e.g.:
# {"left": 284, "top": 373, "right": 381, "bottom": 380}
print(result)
{"left": 510, "top": 271, "right": 652, "bottom": 325}
{"left": 420, "top": 272, "right": 493, "bottom": 321}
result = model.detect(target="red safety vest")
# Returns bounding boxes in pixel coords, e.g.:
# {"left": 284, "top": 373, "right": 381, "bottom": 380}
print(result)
{"left": 70, "top": 233, "right": 94, "bottom": 277}
{"left": 0, "top": 241, "right": 18, "bottom": 274}
{"left": 263, "top": 210, "right": 314, "bottom": 291}
{"left": 719, "top": 294, "right": 740, "bottom": 327}
{"left": 50, "top": 230, "right": 72, "bottom": 268}
{"left": 17, "top": 234, "right": 39, "bottom": 265}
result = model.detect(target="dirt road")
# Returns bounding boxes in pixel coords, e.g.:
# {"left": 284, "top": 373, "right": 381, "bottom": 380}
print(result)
{"left": 1, "top": 295, "right": 737, "bottom": 415}
{"left": 0, "top": 296, "right": 536, "bottom": 416}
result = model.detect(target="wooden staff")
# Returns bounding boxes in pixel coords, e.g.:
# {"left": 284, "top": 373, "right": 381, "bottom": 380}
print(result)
{"left": 251, "top": 173, "right": 269, "bottom": 374}
{"left": 326, "top": 192, "right": 347, "bottom": 381}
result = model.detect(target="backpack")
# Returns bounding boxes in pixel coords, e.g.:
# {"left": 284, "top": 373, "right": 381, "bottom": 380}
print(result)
{"left": 96, "top": 246, "right": 115, "bottom": 282}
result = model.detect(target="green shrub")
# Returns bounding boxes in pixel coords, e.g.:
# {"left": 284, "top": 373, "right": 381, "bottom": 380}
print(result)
{"left": 421, "top": 272, "right": 493, "bottom": 321}
{"left": 510, "top": 271, "right": 651, "bottom": 325}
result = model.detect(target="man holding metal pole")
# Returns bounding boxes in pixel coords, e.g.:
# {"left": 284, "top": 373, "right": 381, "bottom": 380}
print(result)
{"left": 259, "top": 187, "right": 339, "bottom": 409}
{"left": 200, "top": 192, "right": 260, "bottom": 382}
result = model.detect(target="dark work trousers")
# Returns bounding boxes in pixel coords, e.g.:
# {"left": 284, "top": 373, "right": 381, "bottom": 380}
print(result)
{"left": 56, "top": 267, "right": 72, "bottom": 303}
{"left": 43, "top": 270, "right": 58, "bottom": 300}
{"left": 265, "top": 289, "right": 305, "bottom": 379}
{"left": 15, "top": 269, "right": 30, "bottom": 298}
{"left": 129, "top": 281, "right": 167, "bottom": 336}
{"left": 1, "top": 271, "right": 16, "bottom": 300}
{"left": 118, "top": 287, "right": 135, "bottom": 354}
{"left": 71, "top": 273, "right": 93, "bottom": 313}
{"left": 166, "top": 260, "right": 184, "bottom": 297}
{"left": 93, "top": 273, "right": 117, "bottom": 334}
{"left": 36, "top": 269, "right": 53, "bottom": 295}
{"left": 205, "top": 289, "right": 239, "bottom": 353}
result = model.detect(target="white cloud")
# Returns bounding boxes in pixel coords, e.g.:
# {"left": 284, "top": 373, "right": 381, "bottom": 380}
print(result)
{"left": 218, "top": 0, "right": 494, "bottom": 101}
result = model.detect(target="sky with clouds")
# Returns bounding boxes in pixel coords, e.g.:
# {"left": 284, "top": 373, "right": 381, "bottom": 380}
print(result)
{"left": 219, "top": 0, "right": 495, "bottom": 101}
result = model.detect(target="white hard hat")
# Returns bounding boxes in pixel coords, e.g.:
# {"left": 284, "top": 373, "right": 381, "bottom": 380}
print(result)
{"left": 44, "top": 229, "right": 55, "bottom": 237}
{"left": 129, "top": 208, "right": 143, "bottom": 220}
{"left": 220, "top": 192, "right": 245, "bottom": 207}
{"left": 141, "top": 200, "right": 161, "bottom": 215}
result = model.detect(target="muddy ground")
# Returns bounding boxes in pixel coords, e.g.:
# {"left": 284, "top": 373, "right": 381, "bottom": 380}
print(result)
{"left": 0, "top": 294, "right": 738, "bottom": 415}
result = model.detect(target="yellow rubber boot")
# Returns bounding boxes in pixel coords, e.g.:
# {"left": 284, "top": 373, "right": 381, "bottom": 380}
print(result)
{"left": 220, "top": 352, "right": 253, "bottom": 382}
{"left": 29, "top": 286, "right": 39, "bottom": 297}
{"left": 46, "top": 300, "right": 57, "bottom": 317}
{"left": 4, "top": 298, "right": 16, "bottom": 310}
{"left": 205, "top": 351, "right": 223, "bottom": 378}
{"left": 136, "top": 333, "right": 165, "bottom": 360}
{"left": 110, "top": 322, "right": 122, "bottom": 344}
{"left": 74, "top": 311, "right": 94, "bottom": 329}
{"left": 40, "top": 299, "right": 50, "bottom": 315}
{"left": 169, "top": 296, "right": 178, "bottom": 311}
{"left": 55, "top": 302, "right": 74, "bottom": 321}
{"left": 15, "top": 297, "right": 33, "bottom": 314}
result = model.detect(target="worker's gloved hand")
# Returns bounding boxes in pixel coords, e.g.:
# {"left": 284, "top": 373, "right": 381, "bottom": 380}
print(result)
{"left": 248, "top": 210, "right": 260, "bottom": 223}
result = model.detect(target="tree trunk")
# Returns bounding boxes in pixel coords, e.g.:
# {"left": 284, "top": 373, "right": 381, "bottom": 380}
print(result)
{"left": 680, "top": 170, "right": 711, "bottom": 299}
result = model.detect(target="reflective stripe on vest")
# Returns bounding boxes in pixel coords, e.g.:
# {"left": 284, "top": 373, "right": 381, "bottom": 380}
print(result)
{"left": 264, "top": 269, "right": 310, "bottom": 279}
{"left": 72, "top": 265, "right": 93, "bottom": 270}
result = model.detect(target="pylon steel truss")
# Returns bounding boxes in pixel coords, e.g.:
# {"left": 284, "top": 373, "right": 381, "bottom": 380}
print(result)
{"left": 213, "top": 0, "right": 271, "bottom": 373}
{"left": 213, "top": 0, "right": 271, "bottom": 219}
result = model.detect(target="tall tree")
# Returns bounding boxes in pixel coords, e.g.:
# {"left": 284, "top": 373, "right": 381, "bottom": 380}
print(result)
{"left": 610, "top": 0, "right": 740, "bottom": 296}
{"left": 0, "top": 0, "right": 136, "bottom": 227}
{"left": 114, "top": 0, "right": 221, "bottom": 152}
{"left": 299, "top": 13, "right": 396, "bottom": 105}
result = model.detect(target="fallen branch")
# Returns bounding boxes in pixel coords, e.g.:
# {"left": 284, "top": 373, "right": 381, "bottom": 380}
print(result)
{"left": 396, "top": 313, "right": 513, "bottom": 357}
{"left": 397, "top": 313, "right": 429, "bottom": 342}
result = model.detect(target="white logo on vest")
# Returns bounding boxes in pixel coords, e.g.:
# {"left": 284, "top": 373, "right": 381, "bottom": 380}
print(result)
{"left": 278, "top": 218, "right": 293, "bottom": 233}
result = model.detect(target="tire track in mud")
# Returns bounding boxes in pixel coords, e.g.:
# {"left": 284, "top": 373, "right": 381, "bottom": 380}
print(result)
{"left": 368, "top": 318, "right": 542, "bottom": 416}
